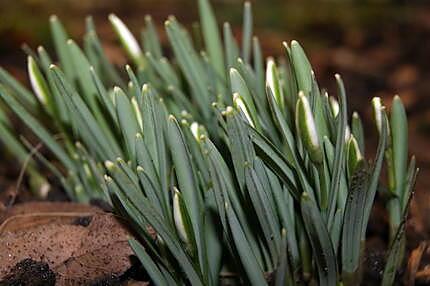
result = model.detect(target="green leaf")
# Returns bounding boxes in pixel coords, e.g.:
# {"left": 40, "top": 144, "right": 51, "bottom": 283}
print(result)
{"left": 225, "top": 201, "right": 268, "bottom": 286}
{"left": 351, "top": 112, "right": 365, "bottom": 154}
{"left": 135, "top": 133, "right": 161, "bottom": 190}
{"left": 225, "top": 107, "right": 256, "bottom": 190}
{"left": 165, "top": 17, "right": 211, "bottom": 118}
{"left": 85, "top": 16, "right": 124, "bottom": 86}
{"left": 281, "top": 42, "right": 299, "bottom": 110}
{"left": 330, "top": 208, "right": 343, "bottom": 255}
{"left": 37, "top": 46, "right": 71, "bottom": 125}
{"left": 105, "top": 176, "right": 204, "bottom": 285}
{"left": 361, "top": 109, "right": 388, "bottom": 239}
{"left": 129, "top": 239, "right": 168, "bottom": 285}
{"left": 167, "top": 115, "right": 207, "bottom": 276}
{"left": 290, "top": 40, "right": 312, "bottom": 94}
{"left": 49, "top": 65, "right": 121, "bottom": 160}
{"left": 141, "top": 84, "right": 169, "bottom": 197}
{"left": 0, "top": 85, "right": 75, "bottom": 171}
{"left": 125, "top": 64, "right": 141, "bottom": 99}
{"left": 223, "top": 22, "right": 239, "bottom": 72}
{"left": 301, "top": 193, "right": 337, "bottom": 286}
{"left": 89, "top": 66, "right": 118, "bottom": 125}
{"left": 67, "top": 40, "right": 99, "bottom": 110}
{"left": 248, "top": 127, "right": 299, "bottom": 199}
{"left": 241, "top": 2, "right": 252, "bottom": 64}
{"left": 142, "top": 15, "right": 163, "bottom": 60}
{"left": 146, "top": 53, "right": 180, "bottom": 89}
{"left": 201, "top": 136, "right": 264, "bottom": 267}
{"left": 311, "top": 78, "right": 330, "bottom": 142}
{"left": 403, "top": 156, "right": 417, "bottom": 210}
{"left": 341, "top": 163, "right": 368, "bottom": 277}
{"left": 203, "top": 193, "right": 223, "bottom": 285}
{"left": 252, "top": 37, "right": 266, "bottom": 104}
{"left": 381, "top": 220, "right": 406, "bottom": 286}
{"left": 381, "top": 187, "right": 414, "bottom": 286}
{"left": 391, "top": 95, "right": 408, "bottom": 197}
{"left": 245, "top": 164, "right": 281, "bottom": 264}
{"left": 67, "top": 40, "right": 121, "bottom": 153}
{"left": 266, "top": 86, "right": 317, "bottom": 202}
{"left": 328, "top": 74, "right": 347, "bottom": 224}
{"left": 0, "top": 67, "right": 37, "bottom": 109}
{"left": 198, "top": 0, "right": 225, "bottom": 80}
{"left": 114, "top": 87, "right": 140, "bottom": 161}
{"left": 50, "top": 15, "right": 76, "bottom": 81}
{"left": 274, "top": 229, "right": 295, "bottom": 286}
{"left": 229, "top": 68, "right": 259, "bottom": 129}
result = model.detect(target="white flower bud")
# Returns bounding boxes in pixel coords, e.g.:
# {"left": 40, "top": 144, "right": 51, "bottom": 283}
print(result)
{"left": 233, "top": 93, "right": 255, "bottom": 127}
{"left": 347, "top": 135, "right": 364, "bottom": 176}
{"left": 296, "top": 92, "right": 322, "bottom": 164}
{"left": 329, "top": 96, "right": 340, "bottom": 118}
{"left": 131, "top": 97, "right": 143, "bottom": 131}
{"left": 109, "top": 14, "right": 144, "bottom": 67}
{"left": 28, "top": 56, "right": 49, "bottom": 106}
{"left": 173, "top": 187, "right": 189, "bottom": 243}
{"left": 371, "top": 97, "right": 383, "bottom": 134}
{"left": 266, "top": 57, "right": 284, "bottom": 107}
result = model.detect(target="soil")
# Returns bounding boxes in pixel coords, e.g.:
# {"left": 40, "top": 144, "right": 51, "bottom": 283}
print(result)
{"left": 1, "top": 259, "right": 56, "bottom": 286}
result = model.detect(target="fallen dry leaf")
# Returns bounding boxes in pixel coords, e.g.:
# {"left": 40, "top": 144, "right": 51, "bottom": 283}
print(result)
{"left": 0, "top": 202, "right": 137, "bottom": 285}
{"left": 405, "top": 241, "right": 428, "bottom": 285}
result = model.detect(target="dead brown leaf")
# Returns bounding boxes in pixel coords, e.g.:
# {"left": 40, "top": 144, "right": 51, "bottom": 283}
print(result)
{"left": 405, "top": 241, "right": 428, "bottom": 285}
{"left": 0, "top": 202, "right": 137, "bottom": 285}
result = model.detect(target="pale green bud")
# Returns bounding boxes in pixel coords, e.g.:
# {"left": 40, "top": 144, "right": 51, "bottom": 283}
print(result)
{"left": 347, "top": 135, "right": 364, "bottom": 176}
{"left": 371, "top": 97, "right": 383, "bottom": 134}
{"left": 28, "top": 56, "right": 50, "bottom": 106}
{"left": 173, "top": 187, "right": 189, "bottom": 243}
{"left": 266, "top": 57, "right": 284, "bottom": 108}
{"left": 109, "top": 14, "right": 144, "bottom": 67}
{"left": 296, "top": 92, "right": 322, "bottom": 164}
{"left": 329, "top": 96, "right": 340, "bottom": 118}
{"left": 131, "top": 97, "right": 143, "bottom": 131}
{"left": 233, "top": 93, "right": 255, "bottom": 127}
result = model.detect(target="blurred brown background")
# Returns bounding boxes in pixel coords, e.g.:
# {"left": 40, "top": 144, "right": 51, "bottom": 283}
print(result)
{"left": 0, "top": 0, "right": 430, "bottom": 241}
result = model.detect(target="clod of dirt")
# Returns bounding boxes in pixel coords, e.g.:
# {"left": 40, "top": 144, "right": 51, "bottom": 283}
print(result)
{"left": 0, "top": 258, "right": 56, "bottom": 286}
{"left": 88, "top": 274, "right": 121, "bottom": 286}
{"left": 0, "top": 202, "right": 137, "bottom": 285}
{"left": 72, "top": 216, "right": 93, "bottom": 227}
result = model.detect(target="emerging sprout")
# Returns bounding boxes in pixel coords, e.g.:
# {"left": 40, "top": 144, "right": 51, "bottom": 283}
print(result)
{"left": 266, "top": 57, "right": 284, "bottom": 108}
{"left": 233, "top": 93, "right": 255, "bottom": 127}
{"left": 329, "top": 96, "right": 340, "bottom": 118}
{"left": 109, "top": 14, "right": 144, "bottom": 67}
{"left": 27, "top": 56, "right": 50, "bottom": 107}
{"left": 296, "top": 92, "right": 322, "bottom": 164}
{"left": 371, "top": 97, "right": 383, "bottom": 135}
{"left": 347, "top": 135, "right": 364, "bottom": 177}
{"left": 173, "top": 187, "right": 190, "bottom": 244}
{"left": 190, "top": 122, "right": 199, "bottom": 140}
{"left": 131, "top": 97, "right": 143, "bottom": 130}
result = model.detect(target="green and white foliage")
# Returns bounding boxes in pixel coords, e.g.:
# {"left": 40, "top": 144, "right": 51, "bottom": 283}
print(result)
{"left": 0, "top": 0, "right": 417, "bottom": 285}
